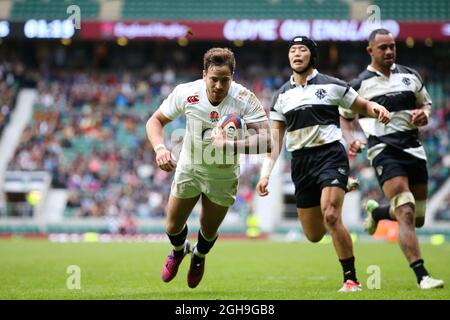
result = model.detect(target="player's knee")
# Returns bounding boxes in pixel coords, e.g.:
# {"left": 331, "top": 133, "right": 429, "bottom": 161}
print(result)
{"left": 322, "top": 204, "right": 340, "bottom": 228}
{"left": 305, "top": 232, "right": 325, "bottom": 243}
{"left": 165, "top": 221, "right": 183, "bottom": 234}
{"left": 390, "top": 192, "right": 415, "bottom": 211}
{"left": 323, "top": 211, "right": 340, "bottom": 228}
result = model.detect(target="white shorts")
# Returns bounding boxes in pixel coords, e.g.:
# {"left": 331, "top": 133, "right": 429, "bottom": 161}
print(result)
{"left": 171, "top": 165, "right": 239, "bottom": 207}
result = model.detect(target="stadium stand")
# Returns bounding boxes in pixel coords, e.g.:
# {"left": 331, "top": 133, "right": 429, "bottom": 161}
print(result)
{"left": 122, "top": 0, "right": 349, "bottom": 20}
{"left": 0, "top": 71, "right": 13, "bottom": 136}
{"left": 5, "top": 0, "right": 449, "bottom": 21}
{"left": 0, "top": 62, "right": 23, "bottom": 136}
{"left": 10, "top": 0, "right": 100, "bottom": 20}
{"left": 372, "top": 0, "right": 449, "bottom": 20}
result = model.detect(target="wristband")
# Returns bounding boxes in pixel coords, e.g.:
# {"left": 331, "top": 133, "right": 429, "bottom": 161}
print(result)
{"left": 260, "top": 157, "right": 275, "bottom": 178}
{"left": 154, "top": 144, "right": 167, "bottom": 153}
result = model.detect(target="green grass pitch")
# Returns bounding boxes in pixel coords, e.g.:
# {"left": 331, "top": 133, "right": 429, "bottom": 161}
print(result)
{"left": 0, "top": 238, "right": 449, "bottom": 300}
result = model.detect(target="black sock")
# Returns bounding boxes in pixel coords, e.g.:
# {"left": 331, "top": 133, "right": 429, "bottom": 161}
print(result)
{"left": 372, "top": 206, "right": 393, "bottom": 221}
{"left": 410, "top": 259, "right": 429, "bottom": 284}
{"left": 339, "top": 256, "right": 358, "bottom": 283}
{"left": 167, "top": 225, "right": 188, "bottom": 257}
{"left": 193, "top": 230, "right": 218, "bottom": 263}
{"left": 192, "top": 254, "right": 204, "bottom": 264}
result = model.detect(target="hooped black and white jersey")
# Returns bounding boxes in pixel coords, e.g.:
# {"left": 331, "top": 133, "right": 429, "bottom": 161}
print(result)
{"left": 340, "top": 64, "right": 432, "bottom": 162}
{"left": 270, "top": 69, "right": 358, "bottom": 152}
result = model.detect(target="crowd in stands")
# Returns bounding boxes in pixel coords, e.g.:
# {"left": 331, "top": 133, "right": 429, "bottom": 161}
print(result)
{"left": 0, "top": 62, "right": 20, "bottom": 136}
{"left": 2, "top": 43, "right": 450, "bottom": 223}
{"left": 8, "top": 70, "right": 169, "bottom": 221}
{"left": 436, "top": 194, "right": 450, "bottom": 221}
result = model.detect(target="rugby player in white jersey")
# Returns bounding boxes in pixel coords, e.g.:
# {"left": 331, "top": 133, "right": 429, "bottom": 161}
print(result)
{"left": 340, "top": 29, "right": 444, "bottom": 289}
{"left": 256, "top": 36, "right": 391, "bottom": 292}
{"left": 146, "top": 48, "right": 270, "bottom": 288}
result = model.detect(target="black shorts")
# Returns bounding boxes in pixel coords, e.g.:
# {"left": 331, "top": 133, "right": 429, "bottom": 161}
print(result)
{"left": 291, "top": 141, "right": 349, "bottom": 209}
{"left": 372, "top": 146, "right": 428, "bottom": 187}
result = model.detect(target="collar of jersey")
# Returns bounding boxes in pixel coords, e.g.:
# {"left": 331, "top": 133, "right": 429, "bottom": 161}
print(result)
{"left": 366, "top": 63, "right": 396, "bottom": 77}
{"left": 290, "top": 69, "right": 318, "bottom": 87}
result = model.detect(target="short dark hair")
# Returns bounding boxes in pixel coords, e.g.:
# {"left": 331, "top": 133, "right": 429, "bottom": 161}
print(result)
{"left": 368, "top": 28, "right": 392, "bottom": 43}
{"left": 203, "top": 48, "right": 236, "bottom": 74}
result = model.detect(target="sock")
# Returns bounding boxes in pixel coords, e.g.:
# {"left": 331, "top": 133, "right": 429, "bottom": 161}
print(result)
{"left": 167, "top": 225, "right": 188, "bottom": 257}
{"left": 372, "top": 206, "right": 394, "bottom": 222}
{"left": 339, "top": 256, "right": 358, "bottom": 283}
{"left": 193, "top": 229, "right": 218, "bottom": 264}
{"left": 410, "top": 259, "right": 429, "bottom": 284}
{"left": 193, "top": 247, "right": 205, "bottom": 264}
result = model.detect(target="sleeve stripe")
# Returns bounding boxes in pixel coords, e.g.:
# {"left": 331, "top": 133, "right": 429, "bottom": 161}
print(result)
{"left": 343, "top": 85, "right": 350, "bottom": 97}
{"left": 270, "top": 111, "right": 286, "bottom": 122}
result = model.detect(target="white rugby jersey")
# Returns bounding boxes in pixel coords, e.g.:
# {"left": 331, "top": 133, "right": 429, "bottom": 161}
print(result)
{"left": 270, "top": 69, "right": 358, "bottom": 152}
{"left": 340, "top": 64, "right": 432, "bottom": 162}
{"left": 159, "top": 79, "right": 267, "bottom": 173}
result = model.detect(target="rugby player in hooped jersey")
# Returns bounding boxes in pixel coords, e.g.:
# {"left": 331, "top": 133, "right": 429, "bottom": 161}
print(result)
{"left": 256, "top": 36, "right": 391, "bottom": 292}
{"left": 146, "top": 48, "right": 271, "bottom": 288}
{"left": 340, "top": 29, "right": 444, "bottom": 290}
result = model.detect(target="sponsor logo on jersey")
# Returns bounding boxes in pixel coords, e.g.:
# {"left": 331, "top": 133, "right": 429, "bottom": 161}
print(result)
{"left": 187, "top": 95, "right": 199, "bottom": 104}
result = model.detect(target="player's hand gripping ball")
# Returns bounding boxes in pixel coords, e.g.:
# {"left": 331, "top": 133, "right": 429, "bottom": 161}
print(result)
{"left": 218, "top": 114, "right": 247, "bottom": 141}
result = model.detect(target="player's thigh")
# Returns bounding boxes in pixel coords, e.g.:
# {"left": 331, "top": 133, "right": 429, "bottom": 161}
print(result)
{"left": 373, "top": 148, "right": 409, "bottom": 194}
{"left": 297, "top": 206, "right": 326, "bottom": 242}
{"left": 199, "top": 194, "right": 230, "bottom": 238}
{"left": 320, "top": 186, "right": 345, "bottom": 212}
{"left": 166, "top": 194, "right": 201, "bottom": 233}
{"left": 381, "top": 176, "right": 410, "bottom": 200}
{"left": 409, "top": 183, "right": 427, "bottom": 201}
{"left": 382, "top": 176, "right": 417, "bottom": 225}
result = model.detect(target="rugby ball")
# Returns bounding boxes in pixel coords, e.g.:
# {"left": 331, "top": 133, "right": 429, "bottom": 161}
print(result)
{"left": 219, "top": 114, "right": 247, "bottom": 140}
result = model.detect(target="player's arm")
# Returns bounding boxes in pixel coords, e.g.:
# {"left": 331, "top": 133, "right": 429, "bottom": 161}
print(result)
{"left": 211, "top": 119, "right": 272, "bottom": 154}
{"left": 146, "top": 109, "right": 176, "bottom": 172}
{"left": 340, "top": 115, "right": 367, "bottom": 156}
{"left": 410, "top": 69, "right": 432, "bottom": 127}
{"left": 235, "top": 120, "right": 272, "bottom": 154}
{"left": 255, "top": 120, "right": 286, "bottom": 196}
{"left": 411, "top": 85, "right": 432, "bottom": 127}
{"left": 350, "top": 96, "right": 391, "bottom": 124}
{"left": 340, "top": 115, "right": 354, "bottom": 146}
{"left": 411, "top": 103, "right": 431, "bottom": 127}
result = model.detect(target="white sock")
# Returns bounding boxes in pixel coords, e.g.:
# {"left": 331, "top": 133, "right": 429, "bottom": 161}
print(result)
{"left": 194, "top": 246, "right": 205, "bottom": 258}
{"left": 174, "top": 242, "right": 185, "bottom": 251}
